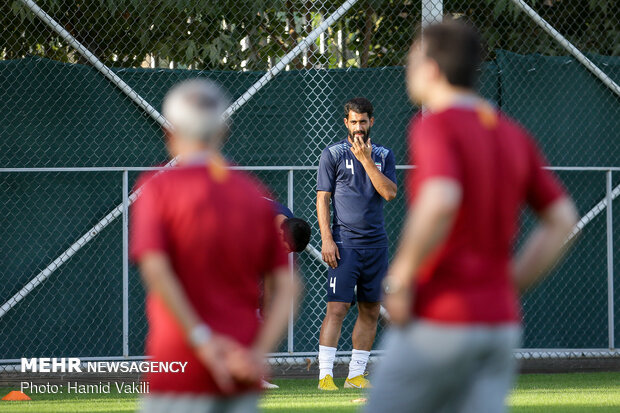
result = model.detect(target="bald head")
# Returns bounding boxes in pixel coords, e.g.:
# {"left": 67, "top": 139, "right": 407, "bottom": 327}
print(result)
{"left": 163, "top": 79, "right": 229, "bottom": 146}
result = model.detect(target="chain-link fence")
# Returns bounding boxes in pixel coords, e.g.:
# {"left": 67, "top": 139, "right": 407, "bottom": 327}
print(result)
{"left": 1, "top": 0, "right": 619, "bottom": 372}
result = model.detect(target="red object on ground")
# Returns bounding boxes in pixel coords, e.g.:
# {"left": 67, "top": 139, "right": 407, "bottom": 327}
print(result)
{"left": 1, "top": 391, "right": 31, "bottom": 401}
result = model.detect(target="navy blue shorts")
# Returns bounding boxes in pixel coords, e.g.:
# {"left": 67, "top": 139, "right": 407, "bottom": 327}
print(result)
{"left": 326, "top": 247, "right": 388, "bottom": 303}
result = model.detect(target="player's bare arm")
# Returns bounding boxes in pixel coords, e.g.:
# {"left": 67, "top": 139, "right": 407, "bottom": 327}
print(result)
{"left": 139, "top": 252, "right": 246, "bottom": 393}
{"left": 350, "top": 135, "right": 397, "bottom": 201}
{"left": 317, "top": 190, "right": 340, "bottom": 269}
{"left": 383, "top": 178, "right": 462, "bottom": 325}
{"left": 512, "top": 197, "right": 578, "bottom": 292}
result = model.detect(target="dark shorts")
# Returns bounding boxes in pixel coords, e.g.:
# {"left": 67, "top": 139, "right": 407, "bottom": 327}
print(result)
{"left": 326, "top": 247, "right": 388, "bottom": 303}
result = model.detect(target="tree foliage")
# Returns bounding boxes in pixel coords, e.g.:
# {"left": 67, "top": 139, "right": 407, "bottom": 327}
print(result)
{"left": 1, "top": 0, "right": 618, "bottom": 70}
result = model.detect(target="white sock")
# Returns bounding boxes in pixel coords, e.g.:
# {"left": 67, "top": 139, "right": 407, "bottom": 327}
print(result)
{"left": 348, "top": 349, "right": 370, "bottom": 379}
{"left": 318, "top": 345, "right": 337, "bottom": 379}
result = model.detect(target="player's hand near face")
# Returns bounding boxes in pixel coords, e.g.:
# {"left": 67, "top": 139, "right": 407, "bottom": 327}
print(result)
{"left": 322, "top": 238, "right": 340, "bottom": 269}
{"left": 350, "top": 136, "right": 372, "bottom": 163}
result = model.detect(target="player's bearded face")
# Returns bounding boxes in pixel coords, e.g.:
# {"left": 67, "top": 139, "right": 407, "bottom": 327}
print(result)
{"left": 346, "top": 112, "right": 372, "bottom": 143}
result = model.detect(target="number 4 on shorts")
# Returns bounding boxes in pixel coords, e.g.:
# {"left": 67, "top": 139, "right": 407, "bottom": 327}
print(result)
{"left": 330, "top": 277, "right": 336, "bottom": 294}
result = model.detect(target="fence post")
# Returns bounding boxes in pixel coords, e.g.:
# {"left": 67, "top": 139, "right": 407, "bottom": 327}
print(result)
{"left": 607, "top": 170, "right": 615, "bottom": 350}
{"left": 122, "top": 170, "right": 130, "bottom": 357}
{"left": 422, "top": 0, "right": 443, "bottom": 27}
{"left": 287, "top": 170, "right": 295, "bottom": 353}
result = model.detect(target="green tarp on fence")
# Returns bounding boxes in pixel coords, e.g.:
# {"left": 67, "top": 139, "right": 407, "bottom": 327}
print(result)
{"left": 0, "top": 51, "right": 618, "bottom": 358}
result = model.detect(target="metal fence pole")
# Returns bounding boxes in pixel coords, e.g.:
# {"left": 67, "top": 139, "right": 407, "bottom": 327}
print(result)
{"left": 287, "top": 169, "right": 295, "bottom": 353}
{"left": 510, "top": 0, "right": 620, "bottom": 99}
{"left": 18, "top": 0, "right": 171, "bottom": 130}
{"left": 223, "top": 0, "right": 360, "bottom": 120}
{"left": 607, "top": 170, "right": 615, "bottom": 350}
{"left": 122, "top": 170, "right": 130, "bottom": 357}
{"left": 2, "top": 165, "right": 617, "bottom": 319}
{"left": 422, "top": 0, "right": 443, "bottom": 27}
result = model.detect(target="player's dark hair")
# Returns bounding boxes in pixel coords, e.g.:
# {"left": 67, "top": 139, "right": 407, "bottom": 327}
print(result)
{"left": 344, "top": 97, "right": 373, "bottom": 119}
{"left": 422, "top": 20, "right": 483, "bottom": 88}
{"left": 282, "top": 218, "right": 311, "bottom": 253}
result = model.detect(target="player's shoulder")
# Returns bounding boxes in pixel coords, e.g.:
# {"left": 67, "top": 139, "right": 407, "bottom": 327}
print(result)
{"left": 229, "top": 168, "right": 265, "bottom": 193}
{"left": 495, "top": 110, "right": 536, "bottom": 144}
{"left": 322, "top": 139, "right": 348, "bottom": 161}
{"left": 135, "top": 169, "right": 159, "bottom": 188}
{"left": 497, "top": 110, "right": 527, "bottom": 130}
{"left": 134, "top": 166, "right": 176, "bottom": 193}
{"left": 145, "top": 164, "right": 202, "bottom": 186}
{"left": 410, "top": 109, "right": 448, "bottom": 138}
{"left": 234, "top": 170, "right": 278, "bottom": 207}
{"left": 370, "top": 141, "right": 392, "bottom": 159}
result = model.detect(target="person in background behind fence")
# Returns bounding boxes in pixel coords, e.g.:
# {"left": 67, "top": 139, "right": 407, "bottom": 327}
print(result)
{"left": 316, "top": 97, "right": 397, "bottom": 391}
{"left": 260, "top": 197, "right": 311, "bottom": 389}
{"left": 364, "top": 20, "right": 579, "bottom": 413}
{"left": 264, "top": 197, "right": 312, "bottom": 255}
{"left": 131, "top": 79, "right": 299, "bottom": 413}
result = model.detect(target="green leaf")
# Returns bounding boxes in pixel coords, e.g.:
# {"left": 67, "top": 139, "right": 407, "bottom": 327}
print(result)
{"left": 493, "top": 0, "right": 507, "bottom": 19}
{"left": 185, "top": 40, "right": 197, "bottom": 63}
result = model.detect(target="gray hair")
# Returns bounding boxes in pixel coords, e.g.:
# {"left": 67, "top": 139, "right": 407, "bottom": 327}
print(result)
{"left": 162, "top": 79, "right": 229, "bottom": 144}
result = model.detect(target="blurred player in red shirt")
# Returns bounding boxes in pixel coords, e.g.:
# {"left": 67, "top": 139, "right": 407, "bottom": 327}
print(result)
{"left": 365, "top": 21, "right": 578, "bottom": 413}
{"left": 131, "top": 79, "right": 299, "bottom": 413}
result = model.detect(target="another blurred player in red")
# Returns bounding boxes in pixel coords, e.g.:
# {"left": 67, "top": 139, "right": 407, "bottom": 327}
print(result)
{"left": 365, "top": 21, "right": 578, "bottom": 413}
{"left": 131, "top": 79, "right": 298, "bottom": 413}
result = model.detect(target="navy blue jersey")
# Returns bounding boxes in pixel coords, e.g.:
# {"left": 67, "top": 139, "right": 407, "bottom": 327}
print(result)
{"left": 264, "top": 197, "right": 294, "bottom": 218}
{"left": 317, "top": 139, "right": 396, "bottom": 248}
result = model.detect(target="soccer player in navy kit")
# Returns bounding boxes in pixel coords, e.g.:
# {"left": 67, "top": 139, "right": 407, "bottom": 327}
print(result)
{"left": 316, "top": 97, "right": 397, "bottom": 390}
{"left": 260, "top": 198, "right": 311, "bottom": 389}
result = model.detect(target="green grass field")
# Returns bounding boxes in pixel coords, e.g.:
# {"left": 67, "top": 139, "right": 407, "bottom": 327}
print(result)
{"left": 1, "top": 372, "right": 619, "bottom": 412}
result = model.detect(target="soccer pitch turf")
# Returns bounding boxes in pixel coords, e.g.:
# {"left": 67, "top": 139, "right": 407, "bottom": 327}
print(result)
{"left": 1, "top": 372, "right": 619, "bottom": 412}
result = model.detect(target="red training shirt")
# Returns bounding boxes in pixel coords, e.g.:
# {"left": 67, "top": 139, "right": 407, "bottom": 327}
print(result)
{"left": 130, "top": 158, "right": 288, "bottom": 395}
{"left": 408, "top": 101, "right": 565, "bottom": 324}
